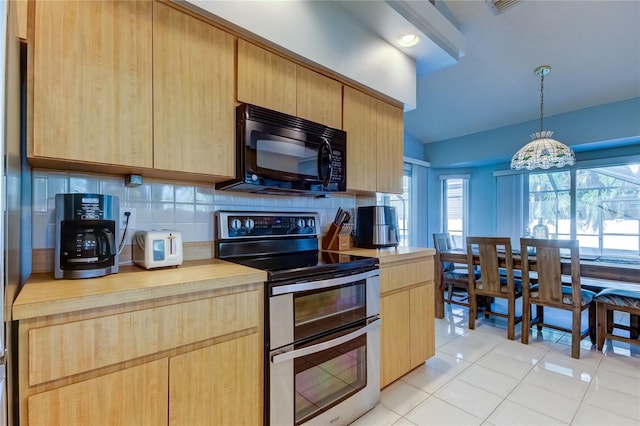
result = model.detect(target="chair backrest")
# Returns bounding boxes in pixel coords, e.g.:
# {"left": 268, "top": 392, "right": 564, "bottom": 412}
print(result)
{"left": 433, "top": 233, "right": 452, "bottom": 251}
{"left": 466, "top": 236, "right": 514, "bottom": 295}
{"left": 520, "top": 238, "right": 580, "bottom": 306}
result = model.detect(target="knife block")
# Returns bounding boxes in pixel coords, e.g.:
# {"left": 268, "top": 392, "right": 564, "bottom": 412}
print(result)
{"left": 321, "top": 223, "right": 351, "bottom": 251}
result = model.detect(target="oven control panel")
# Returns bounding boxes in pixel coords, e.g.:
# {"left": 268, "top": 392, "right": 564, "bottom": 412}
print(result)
{"left": 216, "top": 211, "right": 320, "bottom": 239}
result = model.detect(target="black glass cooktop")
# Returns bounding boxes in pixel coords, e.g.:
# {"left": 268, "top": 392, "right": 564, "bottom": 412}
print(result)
{"left": 228, "top": 251, "right": 378, "bottom": 283}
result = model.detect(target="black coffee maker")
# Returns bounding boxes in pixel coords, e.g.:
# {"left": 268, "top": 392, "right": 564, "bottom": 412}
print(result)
{"left": 55, "top": 193, "right": 119, "bottom": 279}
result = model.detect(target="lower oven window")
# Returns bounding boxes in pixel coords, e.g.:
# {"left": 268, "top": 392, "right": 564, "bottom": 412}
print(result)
{"left": 294, "top": 279, "right": 366, "bottom": 342}
{"left": 294, "top": 330, "right": 367, "bottom": 425}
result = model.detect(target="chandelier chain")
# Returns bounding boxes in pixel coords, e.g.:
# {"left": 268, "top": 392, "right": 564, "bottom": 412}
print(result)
{"left": 539, "top": 72, "right": 544, "bottom": 133}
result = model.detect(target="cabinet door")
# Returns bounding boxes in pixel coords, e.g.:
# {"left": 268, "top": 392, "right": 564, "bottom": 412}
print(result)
{"left": 343, "top": 86, "right": 377, "bottom": 193}
{"left": 237, "top": 39, "right": 296, "bottom": 115}
{"left": 380, "top": 291, "right": 411, "bottom": 387}
{"left": 28, "top": 359, "right": 168, "bottom": 426}
{"left": 410, "top": 283, "right": 435, "bottom": 368}
{"left": 376, "top": 100, "right": 404, "bottom": 194}
{"left": 153, "top": 3, "right": 235, "bottom": 177}
{"left": 297, "top": 66, "right": 342, "bottom": 129}
{"left": 169, "top": 334, "right": 262, "bottom": 426}
{"left": 31, "top": 0, "right": 153, "bottom": 167}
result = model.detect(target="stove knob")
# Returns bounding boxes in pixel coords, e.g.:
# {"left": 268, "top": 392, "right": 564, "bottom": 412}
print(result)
{"left": 306, "top": 218, "right": 315, "bottom": 228}
{"left": 230, "top": 219, "right": 242, "bottom": 230}
{"left": 297, "top": 218, "right": 306, "bottom": 228}
{"left": 244, "top": 219, "right": 255, "bottom": 230}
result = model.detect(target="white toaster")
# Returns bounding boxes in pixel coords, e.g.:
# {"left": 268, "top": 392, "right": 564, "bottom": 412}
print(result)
{"left": 133, "top": 230, "right": 183, "bottom": 269}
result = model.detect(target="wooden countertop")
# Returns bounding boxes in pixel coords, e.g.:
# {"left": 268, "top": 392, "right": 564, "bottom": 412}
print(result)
{"left": 333, "top": 246, "right": 435, "bottom": 264}
{"left": 14, "top": 247, "right": 434, "bottom": 321}
{"left": 13, "top": 259, "right": 267, "bottom": 320}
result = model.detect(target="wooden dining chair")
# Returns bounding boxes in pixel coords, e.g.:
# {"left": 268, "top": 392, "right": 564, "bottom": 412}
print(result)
{"left": 595, "top": 288, "right": 640, "bottom": 351}
{"left": 520, "top": 238, "right": 596, "bottom": 359}
{"left": 433, "top": 233, "right": 471, "bottom": 307}
{"left": 466, "top": 236, "right": 522, "bottom": 340}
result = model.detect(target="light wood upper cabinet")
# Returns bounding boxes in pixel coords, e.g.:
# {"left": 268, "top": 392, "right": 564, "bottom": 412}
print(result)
{"left": 296, "top": 66, "right": 343, "bottom": 129}
{"left": 237, "top": 40, "right": 343, "bottom": 128}
{"left": 30, "top": 0, "right": 153, "bottom": 168}
{"left": 237, "top": 39, "right": 297, "bottom": 116}
{"left": 14, "top": 0, "right": 27, "bottom": 40}
{"left": 343, "top": 86, "right": 404, "bottom": 194}
{"left": 153, "top": 3, "right": 235, "bottom": 178}
{"left": 343, "top": 86, "right": 378, "bottom": 193}
{"left": 376, "top": 100, "right": 404, "bottom": 194}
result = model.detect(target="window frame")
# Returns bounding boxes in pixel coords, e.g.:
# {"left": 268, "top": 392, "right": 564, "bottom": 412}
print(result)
{"left": 439, "top": 174, "right": 469, "bottom": 249}
{"left": 527, "top": 164, "right": 640, "bottom": 258}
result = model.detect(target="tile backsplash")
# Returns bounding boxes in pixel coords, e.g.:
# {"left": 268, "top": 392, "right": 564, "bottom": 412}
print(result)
{"left": 32, "top": 170, "right": 357, "bottom": 250}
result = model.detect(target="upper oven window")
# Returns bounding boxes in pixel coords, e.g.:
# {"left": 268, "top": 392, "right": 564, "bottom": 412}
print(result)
{"left": 294, "top": 279, "right": 366, "bottom": 343}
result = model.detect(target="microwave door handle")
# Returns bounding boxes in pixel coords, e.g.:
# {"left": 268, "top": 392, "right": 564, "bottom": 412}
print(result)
{"left": 318, "top": 138, "right": 333, "bottom": 187}
{"left": 271, "top": 318, "right": 381, "bottom": 364}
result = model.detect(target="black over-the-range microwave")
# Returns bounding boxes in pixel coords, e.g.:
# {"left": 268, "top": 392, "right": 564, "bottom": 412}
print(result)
{"left": 215, "top": 104, "right": 347, "bottom": 196}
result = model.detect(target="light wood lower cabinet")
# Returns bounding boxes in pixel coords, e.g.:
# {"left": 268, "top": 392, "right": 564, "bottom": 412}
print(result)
{"left": 28, "top": 359, "right": 168, "bottom": 426}
{"left": 380, "top": 257, "right": 435, "bottom": 388}
{"left": 18, "top": 286, "right": 263, "bottom": 426}
{"left": 169, "top": 334, "right": 261, "bottom": 426}
{"left": 410, "top": 283, "right": 435, "bottom": 367}
{"left": 380, "top": 290, "right": 411, "bottom": 386}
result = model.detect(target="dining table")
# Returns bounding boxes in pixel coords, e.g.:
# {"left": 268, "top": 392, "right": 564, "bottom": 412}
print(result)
{"left": 435, "top": 248, "right": 640, "bottom": 319}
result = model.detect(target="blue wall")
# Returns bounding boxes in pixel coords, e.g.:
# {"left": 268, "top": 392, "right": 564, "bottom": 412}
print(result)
{"left": 425, "top": 165, "right": 496, "bottom": 246}
{"left": 418, "top": 97, "right": 640, "bottom": 247}
{"left": 403, "top": 131, "right": 425, "bottom": 160}
{"left": 423, "top": 97, "right": 640, "bottom": 168}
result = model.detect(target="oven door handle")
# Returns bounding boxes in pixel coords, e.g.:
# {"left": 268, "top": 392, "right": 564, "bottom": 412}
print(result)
{"left": 271, "top": 318, "right": 381, "bottom": 364}
{"left": 271, "top": 269, "right": 379, "bottom": 295}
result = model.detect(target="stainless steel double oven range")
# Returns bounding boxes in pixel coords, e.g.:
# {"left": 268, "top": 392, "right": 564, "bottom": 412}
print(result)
{"left": 215, "top": 211, "right": 381, "bottom": 426}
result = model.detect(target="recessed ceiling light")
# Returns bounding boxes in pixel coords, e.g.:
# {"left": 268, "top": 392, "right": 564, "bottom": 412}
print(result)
{"left": 398, "top": 34, "right": 419, "bottom": 47}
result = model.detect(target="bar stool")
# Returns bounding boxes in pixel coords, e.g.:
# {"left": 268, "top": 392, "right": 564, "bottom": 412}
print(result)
{"left": 595, "top": 288, "right": 640, "bottom": 350}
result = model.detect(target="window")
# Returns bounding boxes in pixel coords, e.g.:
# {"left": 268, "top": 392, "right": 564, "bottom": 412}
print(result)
{"left": 528, "top": 163, "right": 640, "bottom": 258}
{"left": 441, "top": 176, "right": 469, "bottom": 248}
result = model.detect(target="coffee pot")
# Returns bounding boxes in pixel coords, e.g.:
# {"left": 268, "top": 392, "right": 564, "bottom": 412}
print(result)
{"left": 55, "top": 193, "right": 119, "bottom": 279}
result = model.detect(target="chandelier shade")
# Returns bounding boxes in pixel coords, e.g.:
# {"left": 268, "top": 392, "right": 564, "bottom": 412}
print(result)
{"left": 510, "top": 65, "right": 576, "bottom": 170}
{"left": 510, "top": 131, "right": 576, "bottom": 170}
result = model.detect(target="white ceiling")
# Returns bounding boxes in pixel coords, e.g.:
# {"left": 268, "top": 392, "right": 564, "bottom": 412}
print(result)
{"left": 350, "top": 0, "right": 640, "bottom": 144}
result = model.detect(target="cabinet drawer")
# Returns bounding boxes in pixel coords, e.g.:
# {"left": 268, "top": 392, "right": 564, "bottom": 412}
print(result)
{"left": 380, "top": 259, "right": 433, "bottom": 294}
{"left": 28, "top": 290, "right": 259, "bottom": 386}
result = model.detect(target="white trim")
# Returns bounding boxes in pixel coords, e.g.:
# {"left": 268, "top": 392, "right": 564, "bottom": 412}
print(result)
{"left": 493, "top": 154, "right": 640, "bottom": 177}
{"left": 404, "top": 156, "right": 431, "bottom": 168}
{"left": 439, "top": 174, "right": 470, "bottom": 180}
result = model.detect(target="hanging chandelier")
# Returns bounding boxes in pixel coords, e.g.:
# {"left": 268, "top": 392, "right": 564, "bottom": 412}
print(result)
{"left": 510, "top": 65, "right": 575, "bottom": 170}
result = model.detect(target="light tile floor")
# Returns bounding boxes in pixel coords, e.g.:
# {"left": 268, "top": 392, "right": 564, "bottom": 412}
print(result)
{"left": 352, "top": 302, "right": 640, "bottom": 426}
